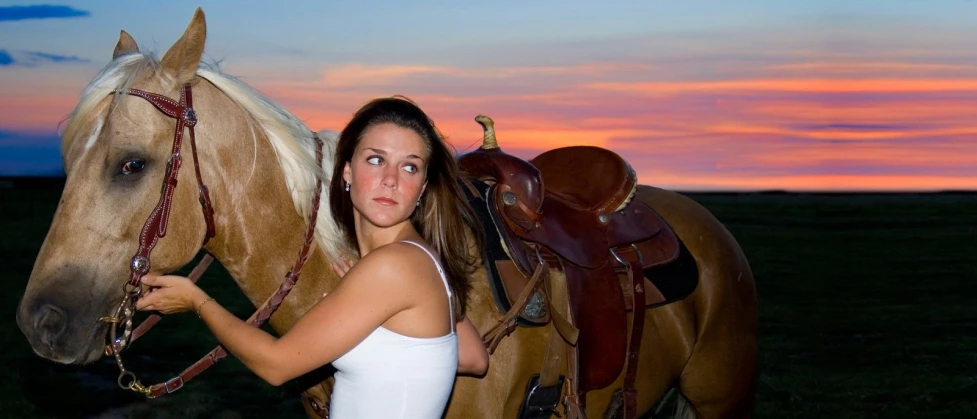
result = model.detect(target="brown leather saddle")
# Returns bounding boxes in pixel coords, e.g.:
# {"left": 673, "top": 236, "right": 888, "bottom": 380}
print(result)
{"left": 457, "top": 116, "right": 698, "bottom": 419}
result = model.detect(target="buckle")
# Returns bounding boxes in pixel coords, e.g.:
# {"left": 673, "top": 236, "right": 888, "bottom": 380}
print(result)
{"left": 163, "top": 376, "right": 185, "bottom": 393}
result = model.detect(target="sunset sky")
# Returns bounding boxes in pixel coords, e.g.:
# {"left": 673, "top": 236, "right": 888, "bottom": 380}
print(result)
{"left": 0, "top": 1, "right": 974, "bottom": 191}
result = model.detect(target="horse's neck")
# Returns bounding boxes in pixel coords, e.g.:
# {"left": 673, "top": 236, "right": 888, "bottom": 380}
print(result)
{"left": 200, "top": 94, "right": 336, "bottom": 333}
{"left": 212, "top": 206, "right": 332, "bottom": 332}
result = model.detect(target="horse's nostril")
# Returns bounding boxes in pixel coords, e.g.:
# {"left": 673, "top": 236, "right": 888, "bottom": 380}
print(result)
{"left": 34, "top": 304, "right": 66, "bottom": 346}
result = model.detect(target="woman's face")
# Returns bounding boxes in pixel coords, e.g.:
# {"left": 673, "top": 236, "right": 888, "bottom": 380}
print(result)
{"left": 343, "top": 122, "right": 429, "bottom": 229}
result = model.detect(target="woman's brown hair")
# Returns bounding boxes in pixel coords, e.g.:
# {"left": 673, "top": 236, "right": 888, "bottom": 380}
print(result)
{"left": 329, "top": 96, "right": 485, "bottom": 318}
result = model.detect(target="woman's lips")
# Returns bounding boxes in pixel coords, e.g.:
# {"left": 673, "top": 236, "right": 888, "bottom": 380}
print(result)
{"left": 373, "top": 197, "right": 397, "bottom": 205}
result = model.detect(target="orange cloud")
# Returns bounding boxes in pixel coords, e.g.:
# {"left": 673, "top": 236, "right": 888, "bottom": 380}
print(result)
{"left": 735, "top": 144, "right": 977, "bottom": 168}
{"left": 586, "top": 79, "right": 977, "bottom": 94}
{"left": 4, "top": 55, "right": 975, "bottom": 191}
{"left": 637, "top": 173, "right": 977, "bottom": 191}
{"left": 0, "top": 93, "right": 76, "bottom": 129}
{"left": 745, "top": 99, "right": 977, "bottom": 121}
{"left": 765, "top": 62, "right": 977, "bottom": 77}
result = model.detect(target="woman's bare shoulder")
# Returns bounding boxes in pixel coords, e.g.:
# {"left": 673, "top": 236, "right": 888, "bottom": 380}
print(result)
{"left": 354, "top": 241, "right": 438, "bottom": 281}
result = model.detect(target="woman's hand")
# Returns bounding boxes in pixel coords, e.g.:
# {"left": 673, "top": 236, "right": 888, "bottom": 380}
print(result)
{"left": 331, "top": 257, "right": 355, "bottom": 278}
{"left": 324, "top": 257, "right": 356, "bottom": 298}
{"left": 134, "top": 274, "right": 210, "bottom": 315}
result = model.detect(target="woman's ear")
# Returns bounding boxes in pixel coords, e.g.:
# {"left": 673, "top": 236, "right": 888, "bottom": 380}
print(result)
{"left": 343, "top": 162, "right": 351, "bottom": 185}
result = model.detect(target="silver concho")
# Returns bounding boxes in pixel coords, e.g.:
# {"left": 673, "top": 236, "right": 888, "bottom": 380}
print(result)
{"left": 182, "top": 108, "right": 198, "bottom": 127}
{"left": 598, "top": 212, "right": 609, "bottom": 223}
{"left": 130, "top": 256, "right": 150, "bottom": 274}
{"left": 502, "top": 191, "right": 517, "bottom": 206}
{"left": 523, "top": 291, "right": 548, "bottom": 320}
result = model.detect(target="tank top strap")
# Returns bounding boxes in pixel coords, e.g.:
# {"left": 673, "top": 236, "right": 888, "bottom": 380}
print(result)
{"left": 400, "top": 240, "right": 455, "bottom": 329}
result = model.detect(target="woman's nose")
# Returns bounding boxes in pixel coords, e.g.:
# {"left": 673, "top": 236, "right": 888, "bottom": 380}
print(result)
{"left": 381, "top": 167, "right": 398, "bottom": 189}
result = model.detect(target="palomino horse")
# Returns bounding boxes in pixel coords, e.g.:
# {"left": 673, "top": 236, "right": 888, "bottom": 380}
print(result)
{"left": 16, "top": 8, "right": 757, "bottom": 419}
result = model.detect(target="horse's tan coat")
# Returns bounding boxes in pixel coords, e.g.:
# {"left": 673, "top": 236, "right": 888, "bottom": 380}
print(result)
{"left": 17, "top": 8, "right": 758, "bottom": 418}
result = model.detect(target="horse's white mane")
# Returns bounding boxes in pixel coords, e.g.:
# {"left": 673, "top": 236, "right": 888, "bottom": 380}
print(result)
{"left": 62, "top": 52, "right": 346, "bottom": 263}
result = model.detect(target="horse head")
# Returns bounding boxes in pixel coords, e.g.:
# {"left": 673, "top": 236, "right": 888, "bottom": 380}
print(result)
{"left": 17, "top": 8, "right": 342, "bottom": 366}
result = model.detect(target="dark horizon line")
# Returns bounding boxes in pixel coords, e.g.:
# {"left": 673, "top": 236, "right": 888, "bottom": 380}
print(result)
{"left": 1, "top": 175, "right": 975, "bottom": 195}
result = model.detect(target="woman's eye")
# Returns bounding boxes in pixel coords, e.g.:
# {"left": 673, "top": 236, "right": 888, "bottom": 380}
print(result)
{"left": 403, "top": 164, "right": 418, "bottom": 174}
{"left": 366, "top": 156, "right": 382, "bottom": 165}
{"left": 120, "top": 159, "right": 146, "bottom": 175}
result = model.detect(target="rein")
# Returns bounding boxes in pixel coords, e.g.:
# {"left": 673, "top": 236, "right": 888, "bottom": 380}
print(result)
{"left": 97, "top": 82, "right": 326, "bottom": 402}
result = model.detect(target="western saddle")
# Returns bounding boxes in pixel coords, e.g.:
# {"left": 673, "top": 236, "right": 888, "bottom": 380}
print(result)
{"left": 458, "top": 115, "right": 684, "bottom": 419}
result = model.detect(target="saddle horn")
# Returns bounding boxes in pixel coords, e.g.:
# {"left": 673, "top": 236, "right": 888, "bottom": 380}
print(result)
{"left": 475, "top": 115, "right": 498, "bottom": 150}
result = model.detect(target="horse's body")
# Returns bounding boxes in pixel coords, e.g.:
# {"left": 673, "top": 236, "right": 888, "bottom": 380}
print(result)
{"left": 16, "top": 9, "right": 757, "bottom": 418}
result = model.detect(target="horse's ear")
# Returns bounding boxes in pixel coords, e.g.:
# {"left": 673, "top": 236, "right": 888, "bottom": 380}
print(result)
{"left": 159, "top": 7, "right": 206, "bottom": 85}
{"left": 113, "top": 30, "right": 139, "bottom": 59}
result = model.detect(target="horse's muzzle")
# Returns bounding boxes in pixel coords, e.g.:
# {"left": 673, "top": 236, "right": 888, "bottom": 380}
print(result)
{"left": 17, "top": 277, "right": 109, "bottom": 365}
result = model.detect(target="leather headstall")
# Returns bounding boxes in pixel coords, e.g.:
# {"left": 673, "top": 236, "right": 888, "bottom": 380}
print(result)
{"left": 95, "top": 82, "right": 326, "bottom": 407}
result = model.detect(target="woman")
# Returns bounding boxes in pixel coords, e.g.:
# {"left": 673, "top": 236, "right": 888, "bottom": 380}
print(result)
{"left": 135, "top": 96, "right": 490, "bottom": 418}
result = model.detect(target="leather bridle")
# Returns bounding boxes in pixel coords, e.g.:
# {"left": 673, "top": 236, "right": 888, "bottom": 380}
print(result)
{"left": 97, "top": 82, "right": 326, "bottom": 410}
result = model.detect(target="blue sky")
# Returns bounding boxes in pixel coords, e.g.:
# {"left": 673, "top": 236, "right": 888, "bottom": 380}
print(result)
{"left": 1, "top": 1, "right": 975, "bottom": 190}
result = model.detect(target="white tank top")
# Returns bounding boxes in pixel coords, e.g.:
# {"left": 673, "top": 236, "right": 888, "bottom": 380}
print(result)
{"left": 328, "top": 240, "right": 458, "bottom": 419}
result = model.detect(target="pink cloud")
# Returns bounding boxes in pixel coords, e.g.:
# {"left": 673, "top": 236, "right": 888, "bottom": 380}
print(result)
{"left": 3, "top": 45, "right": 974, "bottom": 191}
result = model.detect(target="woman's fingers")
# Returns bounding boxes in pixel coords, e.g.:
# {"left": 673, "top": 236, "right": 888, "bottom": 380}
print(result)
{"left": 140, "top": 274, "right": 159, "bottom": 286}
{"left": 141, "top": 274, "right": 178, "bottom": 288}
{"left": 134, "top": 292, "right": 156, "bottom": 310}
{"left": 331, "top": 258, "right": 356, "bottom": 277}
{"left": 133, "top": 275, "right": 198, "bottom": 314}
{"left": 339, "top": 258, "right": 354, "bottom": 273}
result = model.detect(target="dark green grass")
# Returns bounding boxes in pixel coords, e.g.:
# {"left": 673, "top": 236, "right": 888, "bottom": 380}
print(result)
{"left": 2, "top": 183, "right": 975, "bottom": 418}
{"left": 693, "top": 192, "right": 977, "bottom": 418}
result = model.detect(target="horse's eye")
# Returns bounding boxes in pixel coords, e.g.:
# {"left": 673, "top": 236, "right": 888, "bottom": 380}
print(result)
{"left": 120, "top": 160, "right": 146, "bottom": 175}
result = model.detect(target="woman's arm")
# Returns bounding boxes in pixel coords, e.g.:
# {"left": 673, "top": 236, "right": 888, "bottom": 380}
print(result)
{"left": 456, "top": 315, "right": 489, "bottom": 376}
{"left": 135, "top": 247, "right": 416, "bottom": 386}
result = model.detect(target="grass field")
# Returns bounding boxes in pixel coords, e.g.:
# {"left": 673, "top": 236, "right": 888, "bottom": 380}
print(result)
{"left": 2, "top": 179, "right": 975, "bottom": 418}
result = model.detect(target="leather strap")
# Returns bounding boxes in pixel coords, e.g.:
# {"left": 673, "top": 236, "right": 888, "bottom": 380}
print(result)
{"left": 143, "top": 134, "right": 325, "bottom": 399}
{"left": 482, "top": 258, "right": 547, "bottom": 353}
{"left": 482, "top": 245, "right": 579, "bottom": 354}
{"left": 564, "top": 346, "right": 585, "bottom": 419}
{"left": 124, "top": 84, "right": 216, "bottom": 289}
{"left": 545, "top": 256, "right": 587, "bottom": 419}
{"left": 538, "top": 257, "right": 571, "bottom": 388}
{"left": 129, "top": 85, "right": 217, "bottom": 246}
{"left": 615, "top": 248, "right": 645, "bottom": 419}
